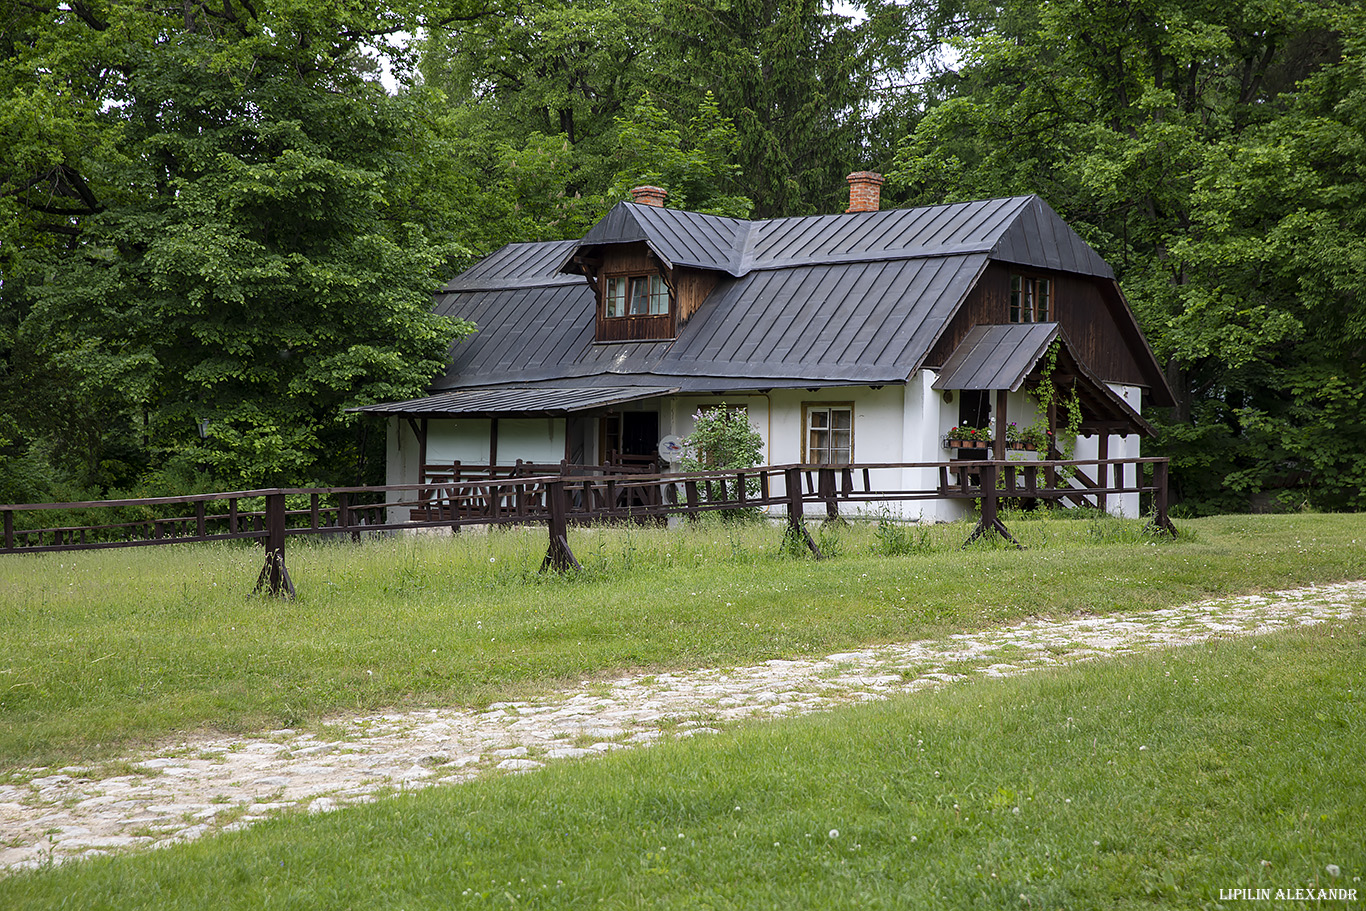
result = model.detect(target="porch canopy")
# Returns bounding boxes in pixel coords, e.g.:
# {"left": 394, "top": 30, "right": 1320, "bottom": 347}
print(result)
{"left": 932, "top": 323, "right": 1153, "bottom": 438}
{"left": 351, "top": 385, "right": 680, "bottom": 419}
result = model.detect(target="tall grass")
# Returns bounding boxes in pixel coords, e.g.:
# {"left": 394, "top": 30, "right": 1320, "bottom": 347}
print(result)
{"left": 2, "top": 622, "right": 1362, "bottom": 908}
{"left": 1, "top": 512, "right": 1364, "bottom": 767}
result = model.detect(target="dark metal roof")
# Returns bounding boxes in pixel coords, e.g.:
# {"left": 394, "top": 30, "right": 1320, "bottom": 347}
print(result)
{"left": 989, "top": 197, "right": 1113, "bottom": 278}
{"left": 654, "top": 255, "right": 988, "bottom": 383}
{"left": 445, "top": 240, "right": 582, "bottom": 291}
{"left": 428, "top": 254, "right": 989, "bottom": 391}
{"left": 557, "top": 195, "right": 1112, "bottom": 280}
{"left": 933, "top": 323, "right": 1059, "bottom": 392}
{"left": 568, "top": 204, "right": 751, "bottom": 275}
{"left": 352, "top": 385, "right": 679, "bottom": 417}
{"left": 934, "top": 324, "right": 1154, "bottom": 436}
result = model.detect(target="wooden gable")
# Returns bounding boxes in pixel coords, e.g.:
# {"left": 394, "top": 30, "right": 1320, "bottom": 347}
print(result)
{"left": 925, "top": 261, "right": 1171, "bottom": 403}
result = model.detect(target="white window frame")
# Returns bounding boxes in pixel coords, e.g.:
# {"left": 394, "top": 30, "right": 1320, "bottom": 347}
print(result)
{"left": 803, "top": 403, "right": 853, "bottom": 465}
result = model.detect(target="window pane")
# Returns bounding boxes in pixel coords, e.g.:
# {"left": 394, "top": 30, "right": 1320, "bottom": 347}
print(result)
{"left": 809, "top": 428, "right": 829, "bottom": 460}
{"left": 649, "top": 275, "right": 668, "bottom": 315}
{"left": 606, "top": 277, "right": 627, "bottom": 317}
{"left": 628, "top": 277, "right": 651, "bottom": 315}
{"left": 807, "top": 406, "right": 853, "bottom": 465}
{"left": 1037, "top": 279, "right": 1050, "bottom": 321}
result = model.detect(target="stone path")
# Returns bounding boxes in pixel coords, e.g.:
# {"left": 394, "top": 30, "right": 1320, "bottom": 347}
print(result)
{"left": 2, "top": 581, "right": 1363, "bottom": 873}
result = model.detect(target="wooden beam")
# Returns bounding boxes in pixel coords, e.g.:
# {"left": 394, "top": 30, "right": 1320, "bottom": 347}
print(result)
{"left": 994, "top": 389, "right": 1008, "bottom": 461}
{"left": 1097, "top": 432, "right": 1109, "bottom": 512}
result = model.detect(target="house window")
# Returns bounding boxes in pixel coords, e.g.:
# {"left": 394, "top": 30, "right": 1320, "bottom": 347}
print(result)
{"left": 804, "top": 404, "right": 853, "bottom": 465}
{"left": 605, "top": 274, "right": 669, "bottom": 318}
{"left": 1010, "top": 274, "right": 1051, "bottom": 323}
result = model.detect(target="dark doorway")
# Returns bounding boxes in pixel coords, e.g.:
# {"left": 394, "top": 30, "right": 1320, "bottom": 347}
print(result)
{"left": 621, "top": 412, "right": 659, "bottom": 457}
{"left": 959, "top": 390, "right": 991, "bottom": 429}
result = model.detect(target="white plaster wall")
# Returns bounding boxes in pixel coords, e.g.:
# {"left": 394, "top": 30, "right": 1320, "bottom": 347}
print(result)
{"left": 496, "top": 418, "right": 565, "bottom": 466}
{"left": 765, "top": 386, "right": 906, "bottom": 518}
{"left": 427, "top": 418, "right": 492, "bottom": 465}
{"left": 380, "top": 383, "right": 1146, "bottom": 525}
{"left": 385, "top": 417, "right": 421, "bottom": 525}
{"left": 1070, "top": 384, "right": 1143, "bottom": 517}
{"left": 905, "top": 370, "right": 972, "bottom": 522}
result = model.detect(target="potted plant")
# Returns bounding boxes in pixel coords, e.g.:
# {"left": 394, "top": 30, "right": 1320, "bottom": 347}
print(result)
{"left": 945, "top": 425, "right": 991, "bottom": 448}
{"left": 1013, "top": 423, "right": 1050, "bottom": 452}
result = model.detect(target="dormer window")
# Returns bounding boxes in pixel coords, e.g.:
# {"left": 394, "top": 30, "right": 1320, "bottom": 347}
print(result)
{"left": 605, "top": 274, "right": 669, "bottom": 318}
{"left": 597, "top": 268, "right": 675, "bottom": 342}
{"left": 1010, "top": 274, "right": 1051, "bottom": 323}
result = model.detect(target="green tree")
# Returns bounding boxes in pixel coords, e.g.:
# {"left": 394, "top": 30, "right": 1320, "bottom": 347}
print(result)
{"left": 890, "top": 0, "right": 1366, "bottom": 510}
{"left": 655, "top": 0, "right": 881, "bottom": 216}
{"left": 420, "top": 0, "right": 895, "bottom": 219}
{"left": 606, "top": 92, "right": 752, "bottom": 217}
{"left": 2, "top": 0, "right": 474, "bottom": 494}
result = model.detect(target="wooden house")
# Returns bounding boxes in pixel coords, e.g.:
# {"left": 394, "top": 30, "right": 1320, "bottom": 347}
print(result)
{"left": 358, "top": 174, "right": 1173, "bottom": 520}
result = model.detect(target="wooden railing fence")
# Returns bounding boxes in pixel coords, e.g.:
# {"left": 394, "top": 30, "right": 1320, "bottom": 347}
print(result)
{"left": 1, "top": 457, "right": 1176, "bottom": 596}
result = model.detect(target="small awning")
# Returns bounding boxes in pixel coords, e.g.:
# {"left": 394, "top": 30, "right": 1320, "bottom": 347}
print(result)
{"left": 933, "top": 323, "right": 1059, "bottom": 392}
{"left": 350, "top": 385, "right": 680, "bottom": 418}
{"left": 933, "top": 323, "right": 1154, "bottom": 437}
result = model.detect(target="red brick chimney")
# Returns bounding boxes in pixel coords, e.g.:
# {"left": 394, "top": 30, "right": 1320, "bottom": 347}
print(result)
{"left": 630, "top": 185, "right": 668, "bottom": 207}
{"left": 846, "top": 171, "right": 884, "bottom": 213}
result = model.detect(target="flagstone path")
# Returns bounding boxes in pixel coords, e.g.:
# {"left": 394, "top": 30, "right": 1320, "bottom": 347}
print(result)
{"left": 2, "top": 580, "right": 1363, "bottom": 873}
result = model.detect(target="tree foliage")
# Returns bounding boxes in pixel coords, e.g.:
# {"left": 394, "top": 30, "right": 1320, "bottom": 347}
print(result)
{"left": 891, "top": 0, "right": 1366, "bottom": 511}
{"left": 681, "top": 405, "right": 764, "bottom": 472}
{"left": 1, "top": 0, "right": 474, "bottom": 496}
{"left": 419, "top": 0, "right": 899, "bottom": 220}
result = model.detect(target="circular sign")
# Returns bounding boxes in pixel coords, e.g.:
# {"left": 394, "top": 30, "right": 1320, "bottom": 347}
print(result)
{"left": 657, "top": 434, "right": 685, "bottom": 463}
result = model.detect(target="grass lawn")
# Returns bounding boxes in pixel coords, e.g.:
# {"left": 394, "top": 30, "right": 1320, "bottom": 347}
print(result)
{"left": 1, "top": 620, "right": 1362, "bottom": 909}
{"left": 1, "top": 511, "right": 1365, "bottom": 768}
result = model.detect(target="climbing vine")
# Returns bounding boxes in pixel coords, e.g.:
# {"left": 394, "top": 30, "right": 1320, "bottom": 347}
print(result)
{"left": 1029, "top": 340, "right": 1083, "bottom": 458}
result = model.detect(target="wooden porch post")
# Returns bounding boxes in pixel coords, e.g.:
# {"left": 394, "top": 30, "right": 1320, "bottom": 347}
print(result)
{"left": 1097, "top": 432, "right": 1109, "bottom": 512}
{"left": 994, "top": 389, "right": 1008, "bottom": 461}
{"left": 1045, "top": 398, "right": 1058, "bottom": 491}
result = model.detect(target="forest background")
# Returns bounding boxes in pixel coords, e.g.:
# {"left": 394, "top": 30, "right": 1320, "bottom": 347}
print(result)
{"left": 2, "top": 0, "right": 1363, "bottom": 513}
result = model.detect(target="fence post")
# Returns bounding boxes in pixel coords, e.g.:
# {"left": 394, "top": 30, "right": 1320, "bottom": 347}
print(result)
{"left": 253, "top": 491, "right": 295, "bottom": 598}
{"left": 963, "top": 462, "right": 1023, "bottom": 548}
{"left": 542, "top": 480, "right": 581, "bottom": 572}
{"left": 1150, "top": 460, "right": 1178, "bottom": 537}
{"left": 3, "top": 509, "right": 12, "bottom": 550}
{"left": 783, "top": 467, "right": 821, "bottom": 558}
{"left": 818, "top": 467, "right": 838, "bottom": 520}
